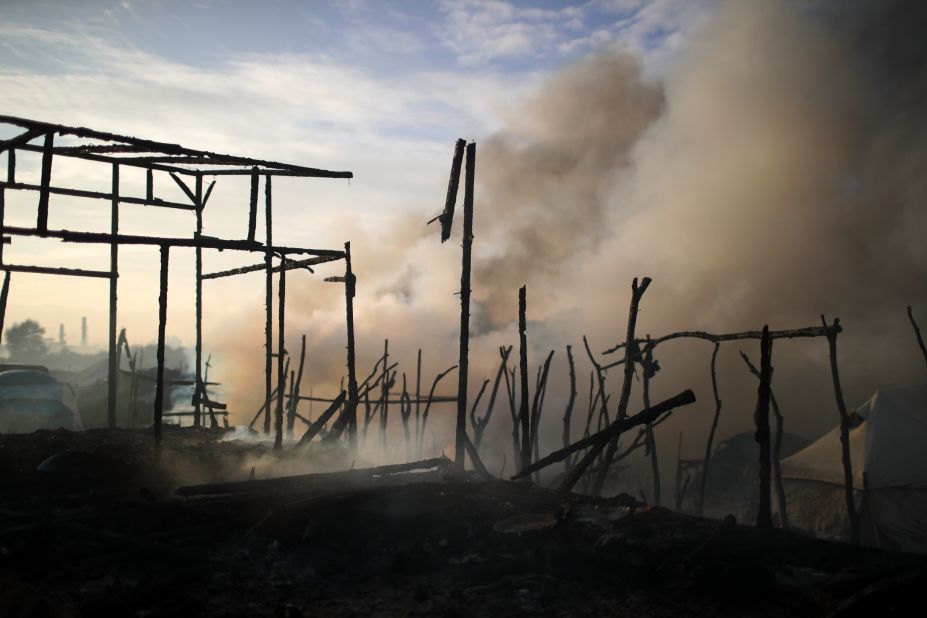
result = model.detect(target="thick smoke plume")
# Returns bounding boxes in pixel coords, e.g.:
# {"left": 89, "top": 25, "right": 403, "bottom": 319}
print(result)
{"left": 215, "top": 0, "right": 927, "bottom": 477}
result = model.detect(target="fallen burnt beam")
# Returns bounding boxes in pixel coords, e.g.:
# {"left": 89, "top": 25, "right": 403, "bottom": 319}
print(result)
{"left": 511, "top": 389, "right": 696, "bottom": 481}
{"left": 175, "top": 457, "right": 451, "bottom": 497}
{"left": 0, "top": 225, "right": 344, "bottom": 256}
{"left": 295, "top": 390, "right": 347, "bottom": 447}
{"left": 202, "top": 255, "right": 342, "bottom": 280}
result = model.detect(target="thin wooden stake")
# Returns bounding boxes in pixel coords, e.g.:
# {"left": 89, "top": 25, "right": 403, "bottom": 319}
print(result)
{"left": 263, "top": 175, "right": 273, "bottom": 434}
{"left": 755, "top": 326, "right": 773, "bottom": 529}
{"left": 697, "top": 342, "right": 722, "bottom": 515}
{"left": 154, "top": 245, "right": 170, "bottom": 453}
{"left": 518, "top": 285, "right": 531, "bottom": 473}
{"left": 107, "top": 163, "right": 119, "bottom": 429}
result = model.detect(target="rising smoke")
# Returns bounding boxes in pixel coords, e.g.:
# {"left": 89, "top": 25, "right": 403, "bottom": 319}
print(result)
{"left": 216, "top": 0, "right": 927, "bottom": 477}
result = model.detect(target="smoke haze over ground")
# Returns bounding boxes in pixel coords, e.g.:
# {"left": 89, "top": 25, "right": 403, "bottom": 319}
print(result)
{"left": 213, "top": 0, "right": 927, "bottom": 487}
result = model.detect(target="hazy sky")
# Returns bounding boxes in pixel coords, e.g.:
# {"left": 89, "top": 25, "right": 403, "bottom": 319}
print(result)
{"left": 0, "top": 0, "right": 712, "bottom": 348}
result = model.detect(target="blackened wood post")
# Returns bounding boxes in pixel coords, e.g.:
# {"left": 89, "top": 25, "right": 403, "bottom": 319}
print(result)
{"left": 518, "top": 285, "right": 531, "bottom": 473}
{"left": 755, "top": 326, "right": 773, "bottom": 529}
{"left": 455, "top": 142, "right": 475, "bottom": 470}
{"left": 154, "top": 244, "right": 170, "bottom": 453}
{"left": 7, "top": 149, "right": 15, "bottom": 184}
{"left": 0, "top": 270, "right": 10, "bottom": 346}
{"left": 907, "top": 306, "right": 927, "bottom": 369}
{"left": 380, "top": 339, "right": 389, "bottom": 449}
{"left": 593, "top": 276, "right": 651, "bottom": 496}
{"left": 474, "top": 345, "right": 510, "bottom": 450}
{"left": 146, "top": 168, "right": 153, "bottom": 201}
{"left": 439, "top": 139, "right": 466, "bottom": 242}
{"left": 287, "top": 333, "right": 307, "bottom": 440}
{"left": 822, "top": 316, "right": 860, "bottom": 543}
{"left": 37, "top": 132, "right": 53, "bottom": 233}
{"left": 642, "top": 338, "right": 661, "bottom": 505}
{"left": 263, "top": 175, "right": 273, "bottom": 434}
{"left": 344, "top": 242, "right": 359, "bottom": 450}
{"left": 106, "top": 163, "right": 119, "bottom": 428}
{"left": 274, "top": 264, "right": 286, "bottom": 449}
{"left": 562, "top": 345, "right": 577, "bottom": 474}
{"left": 740, "top": 350, "right": 789, "bottom": 529}
{"left": 414, "top": 348, "right": 422, "bottom": 444}
{"left": 697, "top": 342, "right": 722, "bottom": 515}
{"left": 248, "top": 169, "right": 258, "bottom": 242}
{"left": 194, "top": 174, "right": 203, "bottom": 427}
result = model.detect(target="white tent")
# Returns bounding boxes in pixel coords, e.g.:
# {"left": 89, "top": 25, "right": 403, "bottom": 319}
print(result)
{"left": 781, "top": 384, "right": 927, "bottom": 553}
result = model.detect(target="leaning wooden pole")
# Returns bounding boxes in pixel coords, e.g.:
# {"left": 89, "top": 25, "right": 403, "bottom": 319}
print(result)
{"left": 755, "top": 326, "right": 773, "bottom": 529}
{"left": 697, "top": 342, "right": 722, "bottom": 515}
{"left": 287, "top": 334, "right": 307, "bottom": 440}
{"left": 0, "top": 270, "right": 10, "bottom": 346}
{"left": 274, "top": 264, "right": 286, "bottom": 449}
{"left": 822, "top": 316, "right": 860, "bottom": 544}
{"left": 562, "top": 345, "right": 577, "bottom": 475}
{"left": 344, "top": 242, "right": 359, "bottom": 450}
{"left": 263, "top": 175, "right": 273, "bottom": 434}
{"left": 154, "top": 245, "right": 170, "bottom": 453}
{"left": 455, "top": 142, "right": 476, "bottom": 470}
{"left": 107, "top": 163, "right": 120, "bottom": 428}
{"left": 907, "top": 305, "right": 927, "bottom": 370}
{"left": 593, "top": 276, "right": 651, "bottom": 496}
{"left": 518, "top": 285, "right": 531, "bottom": 473}
{"left": 193, "top": 174, "right": 203, "bottom": 427}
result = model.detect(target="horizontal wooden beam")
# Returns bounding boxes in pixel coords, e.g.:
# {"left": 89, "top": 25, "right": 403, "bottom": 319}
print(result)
{"left": 1, "top": 263, "right": 114, "bottom": 278}
{"left": 1, "top": 180, "right": 196, "bottom": 211}
{"left": 202, "top": 254, "right": 342, "bottom": 280}
{"left": 0, "top": 115, "right": 353, "bottom": 178}
{"left": 1, "top": 225, "right": 345, "bottom": 256}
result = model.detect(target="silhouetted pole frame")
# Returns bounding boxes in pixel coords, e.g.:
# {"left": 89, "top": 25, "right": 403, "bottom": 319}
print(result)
{"left": 107, "top": 163, "right": 119, "bottom": 428}
{"left": 274, "top": 263, "right": 286, "bottom": 449}
{"left": 592, "top": 276, "right": 651, "bottom": 497}
{"left": 518, "top": 285, "right": 531, "bottom": 473}
{"left": 154, "top": 245, "right": 170, "bottom": 453}
{"left": 264, "top": 176, "right": 273, "bottom": 435}
{"left": 755, "top": 326, "right": 773, "bottom": 529}
{"left": 455, "top": 142, "right": 476, "bottom": 470}
{"left": 194, "top": 174, "right": 203, "bottom": 427}
{"left": 822, "top": 315, "right": 860, "bottom": 544}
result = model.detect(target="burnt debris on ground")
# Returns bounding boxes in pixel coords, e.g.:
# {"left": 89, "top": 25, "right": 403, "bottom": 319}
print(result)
{"left": 1, "top": 427, "right": 925, "bottom": 617}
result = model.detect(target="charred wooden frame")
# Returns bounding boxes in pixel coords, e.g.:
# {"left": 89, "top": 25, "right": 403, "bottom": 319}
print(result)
{"left": 0, "top": 116, "right": 352, "bottom": 448}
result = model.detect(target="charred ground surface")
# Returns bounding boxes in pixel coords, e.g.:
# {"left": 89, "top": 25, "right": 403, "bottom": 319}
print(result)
{"left": 0, "top": 427, "right": 924, "bottom": 617}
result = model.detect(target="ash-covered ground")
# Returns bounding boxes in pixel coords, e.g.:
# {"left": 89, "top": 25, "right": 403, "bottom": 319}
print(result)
{"left": 1, "top": 427, "right": 924, "bottom": 617}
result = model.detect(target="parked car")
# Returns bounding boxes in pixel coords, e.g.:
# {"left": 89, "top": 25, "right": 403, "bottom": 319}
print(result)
{"left": 0, "top": 368, "right": 83, "bottom": 433}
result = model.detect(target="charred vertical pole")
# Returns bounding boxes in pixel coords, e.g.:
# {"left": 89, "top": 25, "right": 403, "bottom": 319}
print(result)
{"left": 697, "top": 342, "right": 722, "bottom": 515}
{"left": 755, "top": 326, "right": 773, "bottom": 529}
{"left": 194, "top": 174, "right": 203, "bottom": 428}
{"left": 380, "top": 339, "right": 389, "bottom": 449}
{"left": 455, "top": 142, "right": 476, "bottom": 470}
{"left": 344, "top": 242, "right": 359, "bottom": 450}
{"left": 154, "top": 244, "right": 170, "bottom": 453}
{"left": 593, "top": 276, "right": 651, "bottom": 496}
{"left": 106, "top": 163, "right": 119, "bottom": 429}
{"left": 37, "top": 133, "right": 53, "bottom": 233}
{"left": 248, "top": 169, "right": 258, "bottom": 242}
{"left": 642, "top": 338, "right": 661, "bottom": 506}
{"left": 822, "top": 316, "right": 860, "bottom": 544}
{"left": 146, "top": 168, "right": 153, "bottom": 202}
{"left": 287, "top": 334, "right": 307, "bottom": 440}
{"left": 263, "top": 175, "right": 273, "bottom": 434}
{"left": 415, "top": 348, "right": 422, "bottom": 443}
{"left": 518, "top": 285, "right": 531, "bottom": 473}
{"left": 274, "top": 263, "right": 286, "bottom": 449}
{"left": 562, "top": 345, "right": 577, "bottom": 474}
{"left": 6, "top": 149, "right": 15, "bottom": 184}
{"left": 0, "top": 271, "right": 10, "bottom": 346}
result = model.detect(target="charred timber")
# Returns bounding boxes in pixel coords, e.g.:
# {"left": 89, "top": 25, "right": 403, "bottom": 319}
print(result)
{"left": 511, "top": 389, "right": 696, "bottom": 481}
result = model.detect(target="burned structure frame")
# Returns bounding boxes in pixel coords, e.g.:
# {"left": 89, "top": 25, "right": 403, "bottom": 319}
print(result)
{"left": 0, "top": 115, "right": 355, "bottom": 449}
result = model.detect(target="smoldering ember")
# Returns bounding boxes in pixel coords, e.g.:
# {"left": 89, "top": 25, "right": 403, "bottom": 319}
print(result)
{"left": 1, "top": 2, "right": 927, "bottom": 617}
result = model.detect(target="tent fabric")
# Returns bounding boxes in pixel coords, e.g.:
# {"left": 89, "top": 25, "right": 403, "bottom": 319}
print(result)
{"left": 780, "top": 383, "right": 927, "bottom": 552}
{"left": 780, "top": 384, "right": 927, "bottom": 490}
